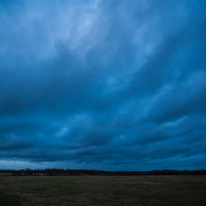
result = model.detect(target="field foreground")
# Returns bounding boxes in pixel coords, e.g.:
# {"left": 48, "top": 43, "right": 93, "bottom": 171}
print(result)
{"left": 0, "top": 175, "right": 206, "bottom": 206}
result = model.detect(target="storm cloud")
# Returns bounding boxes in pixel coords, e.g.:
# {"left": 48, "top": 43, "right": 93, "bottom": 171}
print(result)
{"left": 0, "top": 0, "right": 206, "bottom": 171}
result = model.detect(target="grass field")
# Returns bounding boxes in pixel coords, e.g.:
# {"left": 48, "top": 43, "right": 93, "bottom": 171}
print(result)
{"left": 0, "top": 175, "right": 206, "bottom": 206}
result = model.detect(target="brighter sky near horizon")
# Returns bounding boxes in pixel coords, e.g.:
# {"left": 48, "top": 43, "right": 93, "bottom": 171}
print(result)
{"left": 0, "top": 0, "right": 206, "bottom": 171}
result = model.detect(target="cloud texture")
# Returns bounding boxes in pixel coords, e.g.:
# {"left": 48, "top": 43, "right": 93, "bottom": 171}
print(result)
{"left": 0, "top": 0, "right": 206, "bottom": 170}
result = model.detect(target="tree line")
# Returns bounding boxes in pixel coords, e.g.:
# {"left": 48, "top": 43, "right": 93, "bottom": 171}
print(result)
{"left": 0, "top": 168, "right": 206, "bottom": 176}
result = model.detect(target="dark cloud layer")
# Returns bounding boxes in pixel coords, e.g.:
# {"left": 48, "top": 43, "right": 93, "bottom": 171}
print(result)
{"left": 0, "top": 0, "right": 206, "bottom": 170}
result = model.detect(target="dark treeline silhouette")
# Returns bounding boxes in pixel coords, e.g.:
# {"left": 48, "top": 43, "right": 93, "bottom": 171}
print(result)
{"left": 0, "top": 169, "right": 206, "bottom": 176}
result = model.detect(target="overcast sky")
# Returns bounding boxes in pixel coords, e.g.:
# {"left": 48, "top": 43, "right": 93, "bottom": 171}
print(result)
{"left": 0, "top": 0, "right": 206, "bottom": 171}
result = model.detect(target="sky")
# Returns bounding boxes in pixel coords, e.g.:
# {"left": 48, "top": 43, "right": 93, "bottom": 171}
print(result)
{"left": 0, "top": 0, "right": 206, "bottom": 171}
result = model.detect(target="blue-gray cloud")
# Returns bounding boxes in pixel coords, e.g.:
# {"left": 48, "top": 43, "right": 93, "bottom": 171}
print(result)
{"left": 0, "top": 0, "right": 206, "bottom": 171}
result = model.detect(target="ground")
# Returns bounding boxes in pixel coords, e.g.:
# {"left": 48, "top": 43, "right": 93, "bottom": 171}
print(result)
{"left": 0, "top": 175, "right": 206, "bottom": 206}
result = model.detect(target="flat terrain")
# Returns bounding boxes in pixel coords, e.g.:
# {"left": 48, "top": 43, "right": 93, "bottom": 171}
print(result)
{"left": 0, "top": 175, "right": 206, "bottom": 206}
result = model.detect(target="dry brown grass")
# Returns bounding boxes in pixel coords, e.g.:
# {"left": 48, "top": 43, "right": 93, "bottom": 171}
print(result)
{"left": 0, "top": 175, "right": 206, "bottom": 206}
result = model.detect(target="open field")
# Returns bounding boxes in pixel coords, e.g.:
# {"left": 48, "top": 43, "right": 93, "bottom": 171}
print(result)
{"left": 0, "top": 175, "right": 206, "bottom": 206}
